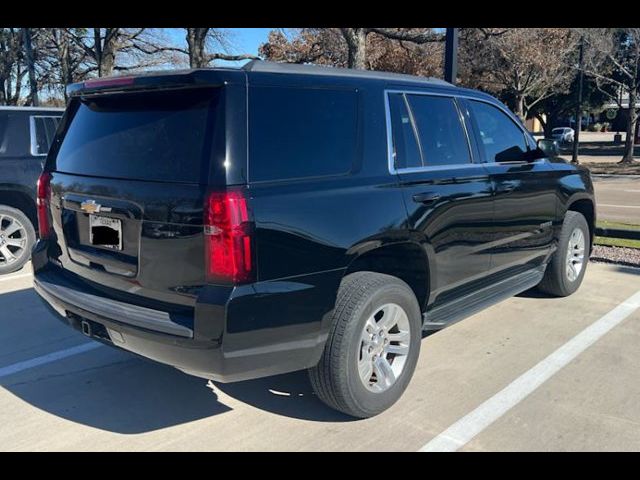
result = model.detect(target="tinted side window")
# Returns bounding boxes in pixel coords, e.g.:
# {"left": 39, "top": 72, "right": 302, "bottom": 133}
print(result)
{"left": 249, "top": 87, "right": 357, "bottom": 182}
{"left": 388, "top": 93, "right": 422, "bottom": 170}
{"left": 31, "top": 115, "right": 62, "bottom": 155}
{"left": 407, "top": 95, "right": 471, "bottom": 166}
{"left": 34, "top": 118, "right": 49, "bottom": 154}
{"left": 0, "top": 115, "right": 8, "bottom": 155}
{"left": 468, "top": 100, "right": 528, "bottom": 163}
{"left": 44, "top": 117, "right": 59, "bottom": 142}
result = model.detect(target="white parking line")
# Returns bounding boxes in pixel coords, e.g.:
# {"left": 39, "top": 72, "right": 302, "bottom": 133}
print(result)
{"left": 0, "top": 272, "right": 33, "bottom": 284}
{"left": 420, "top": 289, "right": 640, "bottom": 452}
{"left": 599, "top": 204, "right": 640, "bottom": 209}
{"left": 0, "top": 342, "right": 102, "bottom": 379}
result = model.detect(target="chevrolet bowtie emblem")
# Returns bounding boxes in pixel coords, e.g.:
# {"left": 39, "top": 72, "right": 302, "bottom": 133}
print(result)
{"left": 81, "top": 200, "right": 101, "bottom": 214}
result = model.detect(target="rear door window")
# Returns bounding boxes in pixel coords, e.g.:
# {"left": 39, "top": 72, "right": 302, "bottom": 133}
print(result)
{"left": 32, "top": 117, "right": 49, "bottom": 155}
{"left": 30, "top": 115, "right": 62, "bottom": 155}
{"left": 406, "top": 94, "right": 471, "bottom": 167}
{"left": 248, "top": 86, "right": 358, "bottom": 182}
{"left": 52, "top": 88, "right": 220, "bottom": 183}
{"left": 44, "top": 117, "right": 59, "bottom": 142}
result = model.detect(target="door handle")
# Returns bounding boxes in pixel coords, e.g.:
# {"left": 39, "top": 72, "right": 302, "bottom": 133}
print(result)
{"left": 412, "top": 192, "right": 441, "bottom": 204}
{"left": 496, "top": 184, "right": 516, "bottom": 194}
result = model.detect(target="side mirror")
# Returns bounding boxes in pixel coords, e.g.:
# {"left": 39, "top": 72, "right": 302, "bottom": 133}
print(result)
{"left": 537, "top": 138, "right": 560, "bottom": 157}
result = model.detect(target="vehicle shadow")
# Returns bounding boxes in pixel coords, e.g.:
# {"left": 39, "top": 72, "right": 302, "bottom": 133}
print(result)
{"left": 213, "top": 370, "right": 355, "bottom": 423}
{"left": 516, "top": 287, "right": 555, "bottom": 299}
{"left": 0, "top": 288, "right": 354, "bottom": 434}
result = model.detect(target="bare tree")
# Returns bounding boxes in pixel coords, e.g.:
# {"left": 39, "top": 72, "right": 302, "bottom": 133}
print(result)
{"left": 339, "top": 28, "right": 368, "bottom": 69}
{"left": 36, "top": 29, "right": 95, "bottom": 102}
{"left": 67, "top": 28, "right": 178, "bottom": 77}
{"left": 340, "top": 28, "right": 445, "bottom": 69}
{"left": 580, "top": 28, "right": 640, "bottom": 163}
{"left": 182, "top": 28, "right": 258, "bottom": 68}
{"left": 21, "top": 28, "right": 39, "bottom": 106}
{"left": 259, "top": 29, "right": 346, "bottom": 66}
{"left": 458, "top": 28, "right": 577, "bottom": 121}
{"left": 260, "top": 28, "right": 445, "bottom": 73}
{"left": 0, "top": 28, "right": 25, "bottom": 105}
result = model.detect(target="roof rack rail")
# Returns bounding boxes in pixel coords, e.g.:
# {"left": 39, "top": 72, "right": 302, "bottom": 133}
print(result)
{"left": 242, "top": 60, "right": 453, "bottom": 87}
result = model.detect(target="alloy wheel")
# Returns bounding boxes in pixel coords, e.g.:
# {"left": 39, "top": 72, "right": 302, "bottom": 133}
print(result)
{"left": 566, "top": 227, "right": 586, "bottom": 282}
{"left": 358, "top": 303, "right": 411, "bottom": 393}
{"left": 0, "top": 213, "right": 29, "bottom": 267}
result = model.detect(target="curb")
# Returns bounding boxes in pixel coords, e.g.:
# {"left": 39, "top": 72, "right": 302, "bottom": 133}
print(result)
{"left": 592, "top": 174, "right": 640, "bottom": 179}
{"left": 595, "top": 227, "right": 640, "bottom": 241}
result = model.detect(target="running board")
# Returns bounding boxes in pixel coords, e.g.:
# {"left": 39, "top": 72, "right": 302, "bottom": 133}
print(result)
{"left": 423, "top": 266, "right": 546, "bottom": 331}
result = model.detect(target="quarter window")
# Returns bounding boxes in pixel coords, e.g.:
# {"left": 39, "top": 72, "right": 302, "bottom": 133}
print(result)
{"left": 249, "top": 86, "right": 358, "bottom": 182}
{"left": 467, "top": 100, "right": 529, "bottom": 163}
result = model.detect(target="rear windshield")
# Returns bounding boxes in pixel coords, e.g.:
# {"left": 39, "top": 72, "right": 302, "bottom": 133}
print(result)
{"left": 51, "top": 88, "right": 220, "bottom": 183}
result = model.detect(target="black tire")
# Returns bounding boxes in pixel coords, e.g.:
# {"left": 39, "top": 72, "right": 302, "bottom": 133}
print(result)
{"left": 0, "top": 205, "right": 36, "bottom": 275}
{"left": 308, "top": 271, "right": 422, "bottom": 418}
{"left": 537, "top": 211, "right": 590, "bottom": 297}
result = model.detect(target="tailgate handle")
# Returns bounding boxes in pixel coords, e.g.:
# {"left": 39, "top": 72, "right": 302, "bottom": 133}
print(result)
{"left": 412, "top": 192, "right": 441, "bottom": 204}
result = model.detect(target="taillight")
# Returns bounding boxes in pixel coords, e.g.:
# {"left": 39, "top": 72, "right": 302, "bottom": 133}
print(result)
{"left": 204, "top": 189, "right": 254, "bottom": 284}
{"left": 36, "top": 172, "right": 52, "bottom": 239}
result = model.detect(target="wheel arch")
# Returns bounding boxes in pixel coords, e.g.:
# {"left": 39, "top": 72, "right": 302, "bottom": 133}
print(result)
{"left": 565, "top": 196, "right": 595, "bottom": 253}
{"left": 0, "top": 187, "right": 37, "bottom": 230}
{"left": 343, "top": 241, "right": 432, "bottom": 315}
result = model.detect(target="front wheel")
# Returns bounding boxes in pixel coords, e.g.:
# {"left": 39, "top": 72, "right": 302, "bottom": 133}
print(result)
{"left": 308, "top": 271, "right": 422, "bottom": 418}
{"left": 537, "top": 211, "right": 590, "bottom": 297}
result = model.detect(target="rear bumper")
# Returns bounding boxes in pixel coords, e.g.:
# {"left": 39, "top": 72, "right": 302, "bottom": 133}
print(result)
{"left": 34, "top": 272, "right": 229, "bottom": 379}
{"left": 32, "top": 245, "right": 340, "bottom": 382}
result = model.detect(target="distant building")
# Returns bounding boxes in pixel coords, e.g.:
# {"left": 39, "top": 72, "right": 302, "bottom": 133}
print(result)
{"left": 600, "top": 93, "right": 640, "bottom": 140}
{"left": 524, "top": 116, "right": 545, "bottom": 134}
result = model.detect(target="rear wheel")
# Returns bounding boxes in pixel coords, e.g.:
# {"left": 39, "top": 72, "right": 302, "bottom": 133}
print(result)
{"left": 537, "top": 211, "right": 590, "bottom": 297}
{"left": 309, "top": 271, "right": 422, "bottom": 418}
{"left": 0, "top": 206, "right": 35, "bottom": 275}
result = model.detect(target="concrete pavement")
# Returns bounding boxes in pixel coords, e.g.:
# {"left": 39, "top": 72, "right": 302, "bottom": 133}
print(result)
{"left": 1, "top": 262, "right": 640, "bottom": 451}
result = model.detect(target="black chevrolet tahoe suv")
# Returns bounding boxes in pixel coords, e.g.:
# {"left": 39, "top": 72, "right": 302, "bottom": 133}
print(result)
{"left": 0, "top": 106, "right": 63, "bottom": 274}
{"left": 33, "top": 61, "right": 595, "bottom": 418}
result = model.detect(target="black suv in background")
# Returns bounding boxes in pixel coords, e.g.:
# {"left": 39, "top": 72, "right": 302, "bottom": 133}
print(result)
{"left": 32, "top": 62, "right": 595, "bottom": 418}
{"left": 0, "top": 106, "right": 63, "bottom": 274}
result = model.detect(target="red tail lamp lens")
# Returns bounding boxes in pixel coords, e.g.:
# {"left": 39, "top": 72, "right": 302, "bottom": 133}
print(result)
{"left": 36, "top": 172, "right": 52, "bottom": 239}
{"left": 204, "top": 190, "right": 253, "bottom": 284}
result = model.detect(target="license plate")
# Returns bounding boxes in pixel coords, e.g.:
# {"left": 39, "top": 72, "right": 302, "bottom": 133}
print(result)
{"left": 89, "top": 215, "right": 122, "bottom": 250}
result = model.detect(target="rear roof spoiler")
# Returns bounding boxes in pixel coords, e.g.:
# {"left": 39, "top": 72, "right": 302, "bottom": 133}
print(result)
{"left": 66, "top": 68, "right": 243, "bottom": 97}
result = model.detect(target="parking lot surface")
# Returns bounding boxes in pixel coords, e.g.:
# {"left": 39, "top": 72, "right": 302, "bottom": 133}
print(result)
{"left": 594, "top": 176, "right": 640, "bottom": 225}
{"left": 1, "top": 261, "right": 640, "bottom": 451}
